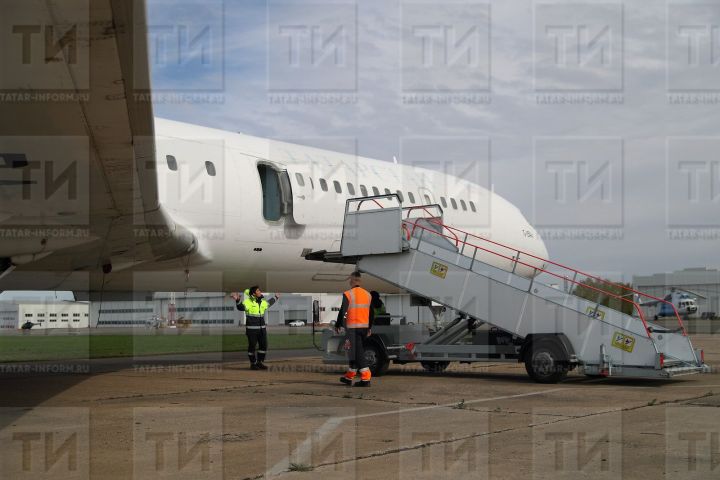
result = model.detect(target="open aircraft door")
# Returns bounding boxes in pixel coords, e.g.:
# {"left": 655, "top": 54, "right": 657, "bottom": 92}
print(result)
{"left": 283, "top": 165, "right": 316, "bottom": 225}
{"left": 256, "top": 160, "right": 308, "bottom": 224}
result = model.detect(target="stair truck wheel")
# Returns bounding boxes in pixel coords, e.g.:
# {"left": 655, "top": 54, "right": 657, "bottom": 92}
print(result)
{"left": 524, "top": 338, "right": 569, "bottom": 384}
{"left": 364, "top": 341, "right": 390, "bottom": 377}
{"left": 421, "top": 361, "right": 450, "bottom": 373}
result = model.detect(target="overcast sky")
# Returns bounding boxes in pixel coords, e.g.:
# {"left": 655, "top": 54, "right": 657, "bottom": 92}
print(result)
{"left": 3, "top": 0, "right": 717, "bottom": 301}
{"left": 148, "top": 0, "right": 719, "bottom": 280}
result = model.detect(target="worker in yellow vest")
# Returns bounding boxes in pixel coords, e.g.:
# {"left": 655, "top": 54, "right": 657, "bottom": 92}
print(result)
{"left": 231, "top": 286, "right": 278, "bottom": 370}
{"left": 335, "top": 271, "right": 375, "bottom": 387}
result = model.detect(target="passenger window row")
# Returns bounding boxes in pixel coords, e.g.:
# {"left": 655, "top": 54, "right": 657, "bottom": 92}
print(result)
{"left": 165, "top": 157, "right": 476, "bottom": 213}
{"left": 293, "top": 172, "right": 477, "bottom": 212}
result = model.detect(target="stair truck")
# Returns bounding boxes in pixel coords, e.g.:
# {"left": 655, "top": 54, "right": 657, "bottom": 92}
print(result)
{"left": 307, "top": 195, "right": 710, "bottom": 383}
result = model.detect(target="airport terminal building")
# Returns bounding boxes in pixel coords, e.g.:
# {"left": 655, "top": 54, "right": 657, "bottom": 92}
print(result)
{"left": 633, "top": 267, "right": 720, "bottom": 318}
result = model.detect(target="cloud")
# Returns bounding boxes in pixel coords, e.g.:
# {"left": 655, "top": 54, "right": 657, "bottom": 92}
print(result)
{"left": 150, "top": 0, "right": 719, "bottom": 277}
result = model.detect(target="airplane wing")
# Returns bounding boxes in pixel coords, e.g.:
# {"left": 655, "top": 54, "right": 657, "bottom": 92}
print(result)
{"left": 0, "top": 0, "right": 197, "bottom": 292}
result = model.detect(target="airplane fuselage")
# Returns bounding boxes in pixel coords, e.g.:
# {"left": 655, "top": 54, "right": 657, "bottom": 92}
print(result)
{"left": 135, "top": 118, "right": 549, "bottom": 294}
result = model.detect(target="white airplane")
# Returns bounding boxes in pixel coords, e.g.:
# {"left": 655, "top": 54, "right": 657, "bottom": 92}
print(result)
{"left": 0, "top": 1, "right": 548, "bottom": 299}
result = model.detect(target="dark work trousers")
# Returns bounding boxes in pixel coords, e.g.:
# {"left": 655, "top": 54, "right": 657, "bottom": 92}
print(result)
{"left": 246, "top": 327, "right": 268, "bottom": 364}
{"left": 346, "top": 328, "right": 368, "bottom": 371}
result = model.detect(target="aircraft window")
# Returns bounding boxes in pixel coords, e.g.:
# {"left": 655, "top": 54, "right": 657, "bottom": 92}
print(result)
{"left": 333, "top": 181, "right": 342, "bottom": 193}
{"left": 396, "top": 190, "right": 404, "bottom": 202}
{"left": 295, "top": 173, "right": 305, "bottom": 187}
{"left": 360, "top": 185, "right": 368, "bottom": 196}
{"left": 451, "top": 198, "right": 458, "bottom": 209}
{"left": 384, "top": 188, "right": 391, "bottom": 195}
{"left": 408, "top": 192, "right": 416, "bottom": 203}
{"left": 460, "top": 199, "right": 467, "bottom": 211}
{"left": 205, "top": 161, "right": 216, "bottom": 176}
{"left": 166, "top": 155, "right": 178, "bottom": 171}
{"left": 372, "top": 186, "right": 380, "bottom": 195}
{"left": 320, "top": 178, "right": 328, "bottom": 191}
{"left": 347, "top": 183, "right": 356, "bottom": 195}
{"left": 423, "top": 194, "right": 431, "bottom": 204}
{"left": 440, "top": 197, "right": 447, "bottom": 208}
{"left": 308, "top": 177, "right": 314, "bottom": 189}
{"left": 469, "top": 201, "right": 476, "bottom": 212}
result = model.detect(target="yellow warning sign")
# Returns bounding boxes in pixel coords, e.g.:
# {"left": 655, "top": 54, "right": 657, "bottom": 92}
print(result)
{"left": 585, "top": 306, "right": 606, "bottom": 321}
{"left": 612, "top": 331, "right": 636, "bottom": 353}
{"left": 430, "top": 261, "right": 448, "bottom": 279}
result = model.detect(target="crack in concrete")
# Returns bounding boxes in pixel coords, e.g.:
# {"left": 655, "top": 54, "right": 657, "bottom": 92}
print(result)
{"left": 294, "top": 392, "right": 720, "bottom": 475}
{"left": 86, "top": 381, "right": 306, "bottom": 402}
{"left": 461, "top": 406, "right": 571, "bottom": 417}
{"left": 288, "top": 391, "right": 439, "bottom": 406}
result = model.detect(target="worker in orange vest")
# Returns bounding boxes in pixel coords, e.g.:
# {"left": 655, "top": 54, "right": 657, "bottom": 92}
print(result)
{"left": 335, "top": 271, "right": 375, "bottom": 387}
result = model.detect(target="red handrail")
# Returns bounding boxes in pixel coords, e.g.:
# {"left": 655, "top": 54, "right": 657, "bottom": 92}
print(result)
{"left": 440, "top": 225, "right": 686, "bottom": 335}
{"left": 402, "top": 214, "right": 688, "bottom": 336}
{"left": 403, "top": 219, "right": 658, "bottom": 339}
{"left": 357, "top": 197, "right": 684, "bottom": 337}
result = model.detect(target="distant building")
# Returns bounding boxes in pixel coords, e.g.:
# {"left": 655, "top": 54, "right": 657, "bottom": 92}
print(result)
{"left": 0, "top": 301, "right": 90, "bottom": 329}
{"left": 93, "top": 292, "right": 236, "bottom": 328}
{"left": 633, "top": 268, "right": 720, "bottom": 317}
{"left": 92, "top": 292, "right": 315, "bottom": 328}
{"left": 0, "top": 306, "right": 16, "bottom": 330}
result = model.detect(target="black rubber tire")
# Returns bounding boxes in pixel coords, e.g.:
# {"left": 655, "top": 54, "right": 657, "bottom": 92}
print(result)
{"left": 421, "top": 361, "right": 450, "bottom": 373}
{"left": 524, "top": 339, "right": 568, "bottom": 383}
{"left": 364, "top": 342, "right": 390, "bottom": 377}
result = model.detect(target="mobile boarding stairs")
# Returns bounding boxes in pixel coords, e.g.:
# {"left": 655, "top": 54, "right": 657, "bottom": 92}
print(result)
{"left": 307, "top": 195, "right": 710, "bottom": 383}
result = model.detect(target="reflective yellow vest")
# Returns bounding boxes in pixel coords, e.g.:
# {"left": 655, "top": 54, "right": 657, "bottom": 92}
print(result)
{"left": 242, "top": 289, "right": 269, "bottom": 316}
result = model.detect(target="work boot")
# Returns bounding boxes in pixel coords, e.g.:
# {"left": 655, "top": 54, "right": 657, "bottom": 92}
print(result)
{"left": 355, "top": 380, "right": 371, "bottom": 387}
{"left": 339, "top": 376, "right": 353, "bottom": 386}
{"left": 256, "top": 362, "right": 268, "bottom": 370}
{"left": 250, "top": 363, "right": 260, "bottom": 370}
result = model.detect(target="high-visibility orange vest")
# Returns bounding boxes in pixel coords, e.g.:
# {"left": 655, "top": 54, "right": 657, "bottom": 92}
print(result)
{"left": 344, "top": 287, "right": 371, "bottom": 328}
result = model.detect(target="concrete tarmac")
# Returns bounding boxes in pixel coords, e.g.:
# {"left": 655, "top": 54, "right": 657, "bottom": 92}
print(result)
{"left": 1, "top": 334, "right": 719, "bottom": 479}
